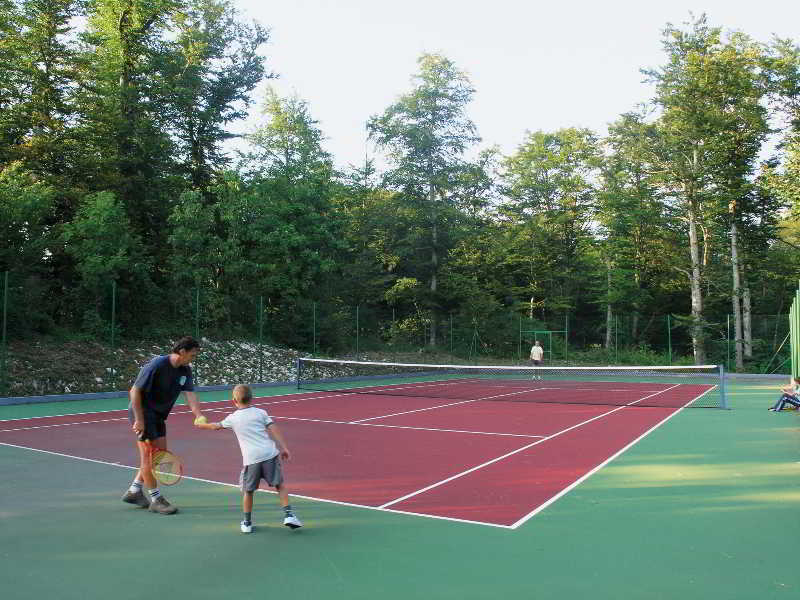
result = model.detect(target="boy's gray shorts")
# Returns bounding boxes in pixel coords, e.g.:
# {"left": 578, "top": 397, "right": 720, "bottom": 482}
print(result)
{"left": 240, "top": 456, "right": 283, "bottom": 492}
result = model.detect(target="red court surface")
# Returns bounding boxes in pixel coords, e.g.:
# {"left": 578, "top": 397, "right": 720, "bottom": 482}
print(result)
{"left": 0, "top": 385, "right": 707, "bottom": 528}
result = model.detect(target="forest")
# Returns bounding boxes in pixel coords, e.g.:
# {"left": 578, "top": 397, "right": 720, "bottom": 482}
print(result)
{"left": 2, "top": 1, "right": 800, "bottom": 374}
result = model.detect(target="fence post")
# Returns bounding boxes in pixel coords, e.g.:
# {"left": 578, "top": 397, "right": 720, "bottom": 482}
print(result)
{"left": 727, "top": 314, "right": 731, "bottom": 373}
{"left": 193, "top": 286, "right": 200, "bottom": 339}
{"left": 1, "top": 271, "right": 7, "bottom": 396}
{"left": 450, "top": 313, "right": 454, "bottom": 355}
{"left": 312, "top": 302, "right": 316, "bottom": 356}
{"left": 110, "top": 280, "right": 116, "bottom": 391}
{"left": 194, "top": 286, "right": 200, "bottom": 383}
{"left": 719, "top": 364, "right": 728, "bottom": 409}
{"left": 667, "top": 314, "right": 672, "bottom": 365}
{"left": 258, "top": 296, "right": 264, "bottom": 383}
{"left": 792, "top": 298, "right": 795, "bottom": 377}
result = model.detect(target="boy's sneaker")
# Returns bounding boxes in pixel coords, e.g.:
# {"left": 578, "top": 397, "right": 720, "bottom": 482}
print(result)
{"left": 122, "top": 489, "right": 150, "bottom": 508}
{"left": 283, "top": 514, "right": 303, "bottom": 529}
{"left": 240, "top": 521, "right": 253, "bottom": 534}
{"left": 148, "top": 496, "right": 178, "bottom": 515}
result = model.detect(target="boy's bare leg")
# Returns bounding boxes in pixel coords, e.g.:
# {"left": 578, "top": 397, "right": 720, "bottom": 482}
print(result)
{"left": 275, "top": 483, "right": 289, "bottom": 507}
{"left": 276, "top": 484, "right": 302, "bottom": 528}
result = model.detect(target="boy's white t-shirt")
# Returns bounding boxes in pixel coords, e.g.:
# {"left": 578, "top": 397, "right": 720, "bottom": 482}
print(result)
{"left": 220, "top": 406, "right": 279, "bottom": 465}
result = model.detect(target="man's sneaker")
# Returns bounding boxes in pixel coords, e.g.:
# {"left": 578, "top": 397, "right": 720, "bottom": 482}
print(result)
{"left": 122, "top": 489, "right": 150, "bottom": 508}
{"left": 283, "top": 514, "right": 303, "bottom": 529}
{"left": 240, "top": 521, "right": 253, "bottom": 534}
{"left": 148, "top": 496, "right": 178, "bottom": 515}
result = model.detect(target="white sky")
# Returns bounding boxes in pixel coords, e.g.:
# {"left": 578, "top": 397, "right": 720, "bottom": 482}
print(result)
{"left": 233, "top": 0, "right": 800, "bottom": 169}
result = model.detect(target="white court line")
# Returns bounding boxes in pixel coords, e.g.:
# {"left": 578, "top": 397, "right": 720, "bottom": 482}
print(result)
{"left": 508, "top": 396, "right": 694, "bottom": 529}
{"left": 0, "top": 376, "right": 509, "bottom": 423}
{"left": 0, "top": 441, "right": 512, "bottom": 529}
{"left": 273, "top": 415, "right": 545, "bottom": 438}
{"left": 0, "top": 382, "right": 707, "bottom": 529}
{"left": 0, "top": 412, "right": 544, "bottom": 439}
{"left": 377, "top": 384, "right": 682, "bottom": 509}
{"left": 0, "top": 389, "right": 356, "bottom": 423}
{"left": 0, "top": 416, "right": 130, "bottom": 432}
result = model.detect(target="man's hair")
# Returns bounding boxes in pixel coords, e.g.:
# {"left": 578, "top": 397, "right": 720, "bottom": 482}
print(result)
{"left": 171, "top": 336, "right": 201, "bottom": 354}
{"left": 233, "top": 384, "right": 253, "bottom": 404}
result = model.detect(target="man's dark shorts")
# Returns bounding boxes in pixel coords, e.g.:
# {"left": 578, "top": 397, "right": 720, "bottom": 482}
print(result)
{"left": 128, "top": 406, "right": 167, "bottom": 441}
{"left": 240, "top": 456, "right": 283, "bottom": 492}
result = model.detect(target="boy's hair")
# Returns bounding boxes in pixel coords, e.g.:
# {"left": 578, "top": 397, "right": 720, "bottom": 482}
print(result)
{"left": 233, "top": 384, "right": 253, "bottom": 404}
{"left": 172, "top": 336, "right": 201, "bottom": 354}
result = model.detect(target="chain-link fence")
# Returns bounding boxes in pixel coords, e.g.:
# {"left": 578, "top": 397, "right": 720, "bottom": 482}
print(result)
{"left": 0, "top": 272, "right": 792, "bottom": 397}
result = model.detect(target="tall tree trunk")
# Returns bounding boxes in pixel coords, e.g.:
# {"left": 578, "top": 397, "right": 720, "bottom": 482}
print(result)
{"left": 605, "top": 259, "right": 613, "bottom": 350}
{"left": 429, "top": 183, "right": 437, "bottom": 346}
{"left": 118, "top": 5, "right": 137, "bottom": 193}
{"left": 730, "top": 218, "right": 744, "bottom": 371}
{"left": 687, "top": 195, "right": 707, "bottom": 364}
{"left": 742, "top": 262, "right": 753, "bottom": 358}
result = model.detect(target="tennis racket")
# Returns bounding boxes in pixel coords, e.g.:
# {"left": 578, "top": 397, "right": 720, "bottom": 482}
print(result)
{"left": 147, "top": 443, "right": 183, "bottom": 486}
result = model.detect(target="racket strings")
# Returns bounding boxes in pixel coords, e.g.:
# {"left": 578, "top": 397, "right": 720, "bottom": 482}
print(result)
{"left": 151, "top": 449, "right": 183, "bottom": 485}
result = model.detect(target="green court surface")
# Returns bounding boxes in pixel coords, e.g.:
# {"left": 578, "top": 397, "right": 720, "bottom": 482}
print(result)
{"left": 1, "top": 380, "right": 798, "bottom": 599}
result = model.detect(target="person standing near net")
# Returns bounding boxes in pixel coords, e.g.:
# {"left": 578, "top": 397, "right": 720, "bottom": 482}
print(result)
{"left": 195, "top": 384, "right": 302, "bottom": 533}
{"left": 768, "top": 376, "right": 800, "bottom": 411}
{"left": 530, "top": 340, "right": 544, "bottom": 379}
{"left": 122, "top": 336, "right": 204, "bottom": 514}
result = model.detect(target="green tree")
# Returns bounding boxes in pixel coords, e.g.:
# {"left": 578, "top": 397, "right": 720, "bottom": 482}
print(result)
{"left": 80, "top": 0, "right": 185, "bottom": 236}
{"left": 0, "top": 163, "right": 55, "bottom": 272}
{"left": 598, "top": 112, "right": 671, "bottom": 348}
{"left": 368, "top": 53, "right": 481, "bottom": 345}
{"left": 499, "top": 128, "right": 602, "bottom": 324}
{"left": 62, "top": 190, "right": 150, "bottom": 331}
{"left": 165, "top": 0, "right": 270, "bottom": 194}
{"left": 0, "top": 163, "right": 57, "bottom": 333}
{"left": 643, "top": 15, "right": 728, "bottom": 364}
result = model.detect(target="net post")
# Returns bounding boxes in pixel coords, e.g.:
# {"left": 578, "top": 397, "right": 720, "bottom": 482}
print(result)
{"left": 295, "top": 358, "right": 302, "bottom": 389}
{"left": 719, "top": 364, "right": 728, "bottom": 409}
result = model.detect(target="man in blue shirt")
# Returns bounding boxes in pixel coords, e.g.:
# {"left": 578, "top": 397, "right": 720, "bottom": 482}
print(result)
{"left": 122, "top": 336, "right": 204, "bottom": 514}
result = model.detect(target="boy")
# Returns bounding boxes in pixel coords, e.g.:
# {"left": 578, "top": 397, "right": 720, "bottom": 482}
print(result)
{"left": 195, "top": 384, "right": 302, "bottom": 533}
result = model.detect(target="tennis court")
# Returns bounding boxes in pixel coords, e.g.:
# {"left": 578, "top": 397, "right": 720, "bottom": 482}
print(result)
{"left": 1, "top": 368, "right": 797, "bottom": 599}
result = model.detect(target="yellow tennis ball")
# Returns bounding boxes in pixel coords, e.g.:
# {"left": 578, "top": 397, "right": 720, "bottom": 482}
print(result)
{"left": 194, "top": 415, "right": 208, "bottom": 425}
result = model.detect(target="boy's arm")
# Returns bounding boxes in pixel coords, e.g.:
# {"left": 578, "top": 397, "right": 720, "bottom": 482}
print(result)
{"left": 195, "top": 421, "right": 223, "bottom": 430}
{"left": 267, "top": 423, "right": 291, "bottom": 460}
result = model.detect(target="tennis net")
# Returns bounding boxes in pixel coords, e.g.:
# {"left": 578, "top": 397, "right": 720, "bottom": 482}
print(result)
{"left": 296, "top": 358, "right": 728, "bottom": 409}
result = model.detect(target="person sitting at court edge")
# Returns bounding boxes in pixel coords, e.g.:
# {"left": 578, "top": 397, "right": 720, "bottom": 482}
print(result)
{"left": 768, "top": 376, "right": 800, "bottom": 411}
